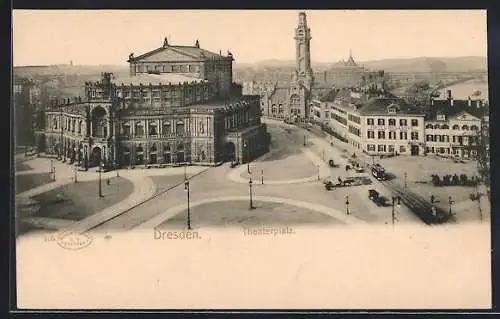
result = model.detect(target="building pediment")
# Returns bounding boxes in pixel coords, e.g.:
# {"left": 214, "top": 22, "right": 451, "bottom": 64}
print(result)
{"left": 129, "top": 44, "right": 227, "bottom": 63}
{"left": 451, "top": 111, "right": 480, "bottom": 122}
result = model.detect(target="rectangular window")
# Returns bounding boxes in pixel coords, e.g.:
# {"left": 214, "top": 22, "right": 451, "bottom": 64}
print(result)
{"left": 378, "top": 144, "right": 386, "bottom": 152}
{"left": 388, "top": 145, "right": 395, "bottom": 153}
{"left": 388, "top": 131, "right": 396, "bottom": 139}
{"left": 377, "top": 119, "right": 385, "bottom": 126}
{"left": 378, "top": 131, "right": 385, "bottom": 139}
{"left": 411, "top": 119, "right": 419, "bottom": 127}
{"left": 399, "top": 146, "right": 406, "bottom": 153}
{"left": 367, "top": 144, "right": 376, "bottom": 151}
{"left": 123, "top": 125, "right": 130, "bottom": 136}
{"left": 367, "top": 130, "right": 375, "bottom": 139}
{"left": 135, "top": 125, "right": 144, "bottom": 137}
{"left": 152, "top": 91, "right": 160, "bottom": 98}
{"left": 142, "top": 91, "right": 149, "bottom": 98}
{"left": 411, "top": 132, "right": 419, "bottom": 140}
{"left": 388, "top": 119, "right": 396, "bottom": 126}
{"left": 399, "top": 119, "right": 407, "bottom": 126}
{"left": 367, "top": 118, "right": 374, "bottom": 125}
{"left": 400, "top": 132, "right": 408, "bottom": 140}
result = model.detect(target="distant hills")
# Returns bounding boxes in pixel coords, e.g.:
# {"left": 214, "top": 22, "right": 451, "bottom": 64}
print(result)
{"left": 235, "top": 56, "right": 488, "bottom": 73}
{"left": 13, "top": 64, "right": 130, "bottom": 78}
{"left": 13, "top": 56, "right": 487, "bottom": 78}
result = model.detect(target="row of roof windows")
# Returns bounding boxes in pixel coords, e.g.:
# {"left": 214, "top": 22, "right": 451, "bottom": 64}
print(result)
{"left": 425, "top": 124, "right": 479, "bottom": 131}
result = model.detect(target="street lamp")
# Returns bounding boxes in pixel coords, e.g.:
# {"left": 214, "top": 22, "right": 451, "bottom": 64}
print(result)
{"left": 261, "top": 169, "right": 264, "bottom": 185}
{"left": 317, "top": 164, "right": 320, "bottom": 181}
{"left": 345, "top": 196, "right": 350, "bottom": 215}
{"left": 243, "top": 141, "right": 250, "bottom": 174}
{"left": 184, "top": 179, "right": 191, "bottom": 230}
{"left": 404, "top": 172, "right": 408, "bottom": 189}
{"left": 391, "top": 196, "right": 401, "bottom": 228}
{"left": 73, "top": 163, "right": 78, "bottom": 183}
{"left": 304, "top": 134, "right": 306, "bottom": 147}
{"left": 248, "top": 177, "right": 254, "bottom": 210}
{"left": 98, "top": 161, "right": 104, "bottom": 198}
{"left": 50, "top": 159, "right": 56, "bottom": 181}
{"left": 448, "top": 196, "right": 455, "bottom": 218}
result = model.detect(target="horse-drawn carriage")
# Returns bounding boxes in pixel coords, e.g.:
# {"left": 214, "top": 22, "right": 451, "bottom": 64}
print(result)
{"left": 324, "top": 177, "right": 361, "bottom": 190}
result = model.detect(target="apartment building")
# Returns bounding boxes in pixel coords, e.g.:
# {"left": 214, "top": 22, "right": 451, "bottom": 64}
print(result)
{"left": 320, "top": 89, "right": 425, "bottom": 155}
{"left": 317, "top": 89, "right": 488, "bottom": 159}
{"left": 424, "top": 98, "right": 484, "bottom": 158}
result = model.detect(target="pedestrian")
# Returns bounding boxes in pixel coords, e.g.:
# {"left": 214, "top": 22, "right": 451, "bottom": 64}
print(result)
{"left": 430, "top": 195, "right": 435, "bottom": 203}
{"left": 106, "top": 179, "right": 110, "bottom": 186}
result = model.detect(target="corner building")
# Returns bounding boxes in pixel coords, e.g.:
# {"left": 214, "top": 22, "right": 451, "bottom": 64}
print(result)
{"left": 38, "top": 39, "right": 269, "bottom": 169}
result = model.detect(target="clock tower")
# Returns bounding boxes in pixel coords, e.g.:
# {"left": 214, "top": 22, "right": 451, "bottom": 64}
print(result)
{"left": 294, "top": 12, "right": 314, "bottom": 90}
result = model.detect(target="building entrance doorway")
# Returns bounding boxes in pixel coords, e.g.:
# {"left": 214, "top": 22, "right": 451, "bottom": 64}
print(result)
{"left": 411, "top": 145, "right": 419, "bottom": 156}
{"left": 91, "top": 146, "right": 102, "bottom": 167}
{"left": 224, "top": 142, "right": 236, "bottom": 163}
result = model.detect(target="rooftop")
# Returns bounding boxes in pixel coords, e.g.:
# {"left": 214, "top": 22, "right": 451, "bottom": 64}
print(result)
{"left": 358, "top": 97, "right": 424, "bottom": 116}
{"left": 425, "top": 99, "right": 488, "bottom": 121}
{"left": 128, "top": 39, "right": 233, "bottom": 63}
{"left": 112, "top": 73, "right": 206, "bottom": 86}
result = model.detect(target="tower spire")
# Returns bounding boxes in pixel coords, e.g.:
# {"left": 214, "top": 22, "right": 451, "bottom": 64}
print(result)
{"left": 294, "top": 12, "right": 314, "bottom": 88}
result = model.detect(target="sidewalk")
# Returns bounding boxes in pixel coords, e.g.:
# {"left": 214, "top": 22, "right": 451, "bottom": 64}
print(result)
{"left": 20, "top": 217, "right": 75, "bottom": 230}
{"left": 16, "top": 157, "right": 207, "bottom": 234}
{"left": 63, "top": 174, "right": 157, "bottom": 233}
{"left": 227, "top": 148, "right": 330, "bottom": 185}
{"left": 302, "top": 127, "right": 422, "bottom": 224}
{"left": 138, "top": 194, "right": 367, "bottom": 230}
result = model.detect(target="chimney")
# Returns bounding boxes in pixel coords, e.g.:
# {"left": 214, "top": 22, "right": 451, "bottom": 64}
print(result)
{"left": 476, "top": 100, "right": 482, "bottom": 108}
{"left": 447, "top": 90, "right": 452, "bottom": 100}
{"left": 431, "top": 98, "right": 434, "bottom": 106}
{"left": 450, "top": 98, "right": 454, "bottom": 106}
{"left": 468, "top": 96, "right": 472, "bottom": 107}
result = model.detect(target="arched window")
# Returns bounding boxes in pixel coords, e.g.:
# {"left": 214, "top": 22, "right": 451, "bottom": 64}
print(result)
{"left": 164, "top": 143, "right": 171, "bottom": 152}
{"left": 149, "top": 122, "right": 157, "bottom": 135}
{"left": 163, "top": 121, "right": 171, "bottom": 134}
{"left": 91, "top": 107, "right": 107, "bottom": 138}
{"left": 177, "top": 143, "right": 184, "bottom": 151}
{"left": 135, "top": 122, "right": 144, "bottom": 136}
{"left": 462, "top": 125, "right": 469, "bottom": 130}
{"left": 77, "top": 120, "right": 82, "bottom": 134}
{"left": 425, "top": 124, "right": 433, "bottom": 129}
{"left": 136, "top": 144, "right": 144, "bottom": 153}
{"left": 441, "top": 124, "right": 449, "bottom": 129}
{"left": 434, "top": 124, "right": 441, "bottom": 129}
{"left": 452, "top": 125, "right": 459, "bottom": 130}
{"left": 150, "top": 143, "right": 157, "bottom": 152}
{"left": 176, "top": 120, "right": 185, "bottom": 134}
{"left": 199, "top": 120, "right": 205, "bottom": 133}
{"left": 290, "top": 94, "right": 300, "bottom": 107}
{"left": 53, "top": 118, "right": 58, "bottom": 129}
{"left": 471, "top": 125, "right": 479, "bottom": 131}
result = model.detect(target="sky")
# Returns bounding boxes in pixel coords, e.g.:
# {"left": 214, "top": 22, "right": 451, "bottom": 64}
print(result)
{"left": 12, "top": 10, "right": 488, "bottom": 66}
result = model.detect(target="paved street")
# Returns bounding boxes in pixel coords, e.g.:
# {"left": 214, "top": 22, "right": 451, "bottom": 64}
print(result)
{"left": 89, "top": 120, "right": 414, "bottom": 233}
{"left": 16, "top": 117, "right": 488, "bottom": 236}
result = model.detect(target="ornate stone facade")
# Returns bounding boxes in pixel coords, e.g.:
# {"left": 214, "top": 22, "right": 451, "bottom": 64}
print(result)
{"left": 37, "top": 40, "right": 269, "bottom": 169}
